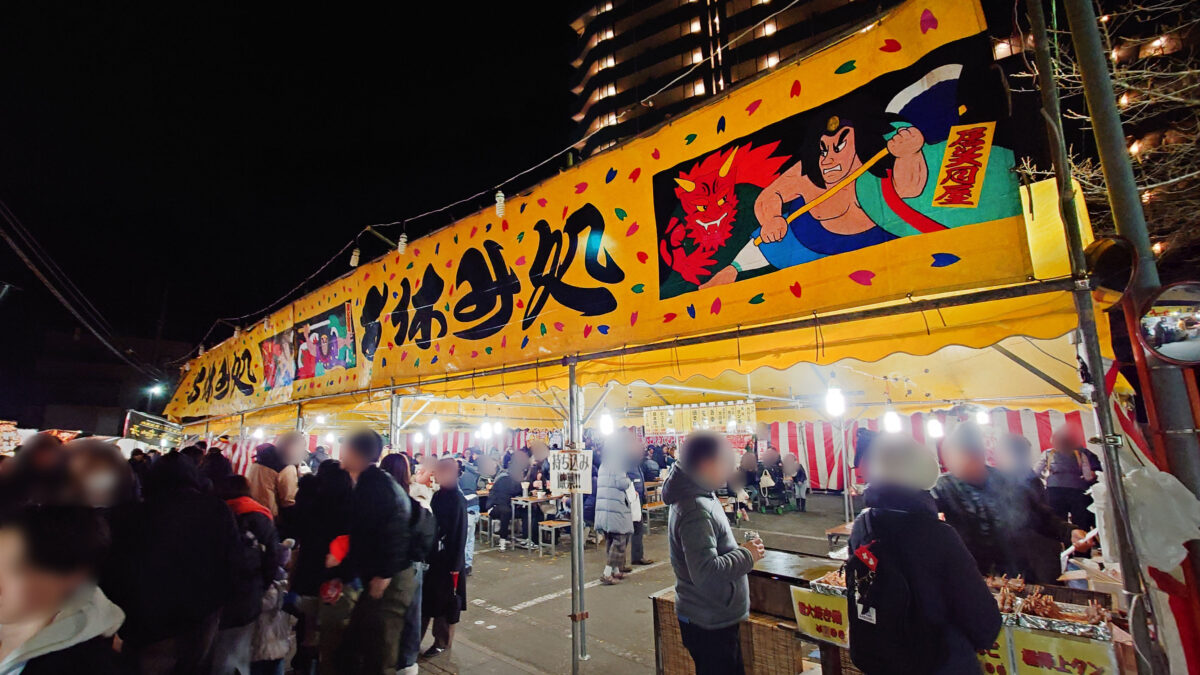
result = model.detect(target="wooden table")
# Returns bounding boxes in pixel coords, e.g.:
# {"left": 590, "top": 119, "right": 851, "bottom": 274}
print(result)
{"left": 644, "top": 479, "right": 663, "bottom": 503}
{"left": 511, "top": 494, "right": 561, "bottom": 550}
{"left": 825, "top": 522, "right": 853, "bottom": 546}
{"left": 476, "top": 489, "right": 490, "bottom": 511}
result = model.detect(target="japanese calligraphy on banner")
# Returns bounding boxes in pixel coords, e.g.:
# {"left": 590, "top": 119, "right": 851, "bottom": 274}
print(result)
{"left": 166, "top": 0, "right": 1030, "bottom": 419}
{"left": 790, "top": 586, "right": 849, "bottom": 647}
{"left": 1009, "top": 628, "right": 1116, "bottom": 675}
{"left": 643, "top": 402, "right": 757, "bottom": 435}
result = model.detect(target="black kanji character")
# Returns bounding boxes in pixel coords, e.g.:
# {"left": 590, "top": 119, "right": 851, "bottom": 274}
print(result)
{"left": 522, "top": 203, "right": 624, "bottom": 329}
{"left": 454, "top": 240, "right": 521, "bottom": 340}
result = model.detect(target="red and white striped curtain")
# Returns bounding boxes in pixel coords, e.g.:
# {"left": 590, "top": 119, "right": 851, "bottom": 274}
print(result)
{"left": 395, "top": 428, "right": 550, "bottom": 456}
{"left": 768, "top": 408, "right": 1096, "bottom": 492}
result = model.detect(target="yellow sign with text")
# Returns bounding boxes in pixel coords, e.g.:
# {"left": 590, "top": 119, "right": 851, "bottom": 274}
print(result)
{"left": 977, "top": 626, "right": 1015, "bottom": 674}
{"left": 1010, "top": 627, "right": 1116, "bottom": 675}
{"left": 790, "top": 586, "right": 849, "bottom": 647}
{"left": 167, "top": 0, "right": 1031, "bottom": 420}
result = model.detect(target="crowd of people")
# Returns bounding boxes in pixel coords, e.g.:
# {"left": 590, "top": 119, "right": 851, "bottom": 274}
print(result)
{"left": 0, "top": 429, "right": 473, "bottom": 675}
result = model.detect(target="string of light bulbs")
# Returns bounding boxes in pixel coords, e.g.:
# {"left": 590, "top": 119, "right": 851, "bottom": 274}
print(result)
{"left": 176, "top": 0, "right": 820, "bottom": 364}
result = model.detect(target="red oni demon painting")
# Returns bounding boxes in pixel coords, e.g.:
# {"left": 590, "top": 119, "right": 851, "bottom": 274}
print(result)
{"left": 659, "top": 142, "right": 788, "bottom": 291}
{"left": 652, "top": 34, "right": 1024, "bottom": 300}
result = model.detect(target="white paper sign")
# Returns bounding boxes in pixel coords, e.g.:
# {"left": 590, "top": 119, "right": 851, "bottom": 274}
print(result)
{"left": 549, "top": 449, "right": 593, "bottom": 493}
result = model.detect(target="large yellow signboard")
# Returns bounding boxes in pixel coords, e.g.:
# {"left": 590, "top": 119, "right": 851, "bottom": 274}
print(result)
{"left": 167, "top": 0, "right": 1030, "bottom": 419}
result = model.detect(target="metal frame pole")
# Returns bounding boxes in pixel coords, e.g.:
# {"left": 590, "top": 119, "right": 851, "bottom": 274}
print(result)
{"left": 567, "top": 360, "right": 589, "bottom": 673}
{"left": 1027, "top": 1, "right": 1166, "bottom": 670}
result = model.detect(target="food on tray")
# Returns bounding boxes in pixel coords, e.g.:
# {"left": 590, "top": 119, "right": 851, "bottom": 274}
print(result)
{"left": 996, "top": 587, "right": 1016, "bottom": 613}
{"left": 816, "top": 569, "right": 846, "bottom": 588}
{"left": 1020, "top": 592, "right": 1110, "bottom": 625}
{"left": 985, "top": 574, "right": 1026, "bottom": 592}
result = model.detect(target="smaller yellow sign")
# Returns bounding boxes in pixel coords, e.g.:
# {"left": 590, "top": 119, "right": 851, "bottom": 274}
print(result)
{"left": 933, "top": 121, "right": 996, "bottom": 208}
{"left": 643, "top": 401, "right": 756, "bottom": 435}
{"left": 790, "top": 586, "right": 849, "bottom": 647}
{"left": 1010, "top": 627, "right": 1116, "bottom": 675}
{"left": 977, "top": 627, "right": 1014, "bottom": 674}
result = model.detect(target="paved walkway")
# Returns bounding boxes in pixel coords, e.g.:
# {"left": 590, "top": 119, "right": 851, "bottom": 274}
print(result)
{"left": 414, "top": 493, "right": 846, "bottom": 674}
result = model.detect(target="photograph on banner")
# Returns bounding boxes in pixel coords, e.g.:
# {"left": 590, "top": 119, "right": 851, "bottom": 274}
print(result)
{"left": 258, "top": 326, "right": 296, "bottom": 390}
{"left": 652, "top": 34, "right": 1023, "bottom": 299}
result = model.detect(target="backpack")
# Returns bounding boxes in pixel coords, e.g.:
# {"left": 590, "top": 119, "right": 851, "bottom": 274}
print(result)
{"left": 407, "top": 492, "right": 436, "bottom": 564}
{"left": 847, "top": 509, "right": 941, "bottom": 674}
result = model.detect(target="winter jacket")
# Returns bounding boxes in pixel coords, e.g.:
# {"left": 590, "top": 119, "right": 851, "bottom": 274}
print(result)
{"left": 582, "top": 461, "right": 600, "bottom": 524}
{"left": 662, "top": 463, "right": 754, "bottom": 630}
{"left": 594, "top": 455, "right": 634, "bottom": 534}
{"left": 933, "top": 467, "right": 1076, "bottom": 583}
{"left": 278, "top": 478, "right": 351, "bottom": 596}
{"left": 222, "top": 496, "right": 280, "bottom": 628}
{"left": 100, "top": 483, "right": 240, "bottom": 648}
{"left": 848, "top": 485, "right": 1001, "bottom": 675}
{"left": 1034, "top": 447, "right": 1098, "bottom": 490}
{"left": 0, "top": 585, "right": 126, "bottom": 675}
{"left": 487, "top": 470, "right": 523, "bottom": 518}
{"left": 459, "top": 462, "right": 483, "bottom": 510}
{"left": 344, "top": 465, "right": 411, "bottom": 581}
{"left": 247, "top": 444, "right": 299, "bottom": 517}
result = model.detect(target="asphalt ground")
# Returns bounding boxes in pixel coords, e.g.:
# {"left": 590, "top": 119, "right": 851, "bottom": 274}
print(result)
{"left": 416, "top": 493, "right": 847, "bottom": 674}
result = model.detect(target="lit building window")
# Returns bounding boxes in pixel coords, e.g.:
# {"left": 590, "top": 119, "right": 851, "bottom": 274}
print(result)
{"left": 690, "top": 18, "right": 702, "bottom": 34}
{"left": 597, "top": 54, "right": 615, "bottom": 70}
{"left": 691, "top": 47, "right": 704, "bottom": 64}
{"left": 761, "top": 52, "right": 779, "bottom": 69}
{"left": 763, "top": 21, "right": 776, "bottom": 36}
{"left": 594, "top": 83, "right": 617, "bottom": 101}
{"left": 686, "top": 78, "right": 706, "bottom": 97}
{"left": 602, "top": 112, "right": 618, "bottom": 128}
{"left": 755, "top": 0, "right": 770, "bottom": 4}
{"left": 602, "top": 27, "right": 615, "bottom": 41}
{"left": 600, "top": 1, "right": 613, "bottom": 11}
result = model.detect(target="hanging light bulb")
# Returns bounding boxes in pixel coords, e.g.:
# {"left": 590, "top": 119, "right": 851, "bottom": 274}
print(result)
{"left": 883, "top": 410, "right": 902, "bottom": 433}
{"left": 396, "top": 232, "right": 408, "bottom": 255}
{"left": 975, "top": 409, "right": 990, "bottom": 425}
{"left": 726, "top": 419, "right": 737, "bottom": 434}
{"left": 414, "top": 431, "right": 424, "bottom": 444}
{"left": 349, "top": 247, "right": 361, "bottom": 267}
{"left": 926, "top": 418, "right": 945, "bottom": 439}
{"left": 480, "top": 422, "right": 493, "bottom": 440}
{"left": 599, "top": 410, "right": 614, "bottom": 436}
{"left": 252, "top": 428, "right": 265, "bottom": 440}
{"left": 428, "top": 418, "right": 441, "bottom": 436}
{"left": 325, "top": 432, "right": 336, "bottom": 444}
{"left": 825, "top": 385, "right": 846, "bottom": 417}
{"left": 492, "top": 420, "right": 503, "bottom": 435}
{"left": 495, "top": 190, "right": 506, "bottom": 217}
{"left": 316, "top": 415, "right": 327, "bottom": 425}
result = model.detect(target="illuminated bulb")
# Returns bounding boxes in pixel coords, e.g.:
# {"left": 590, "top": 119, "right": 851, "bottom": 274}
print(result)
{"left": 975, "top": 409, "right": 990, "bottom": 425}
{"left": 396, "top": 232, "right": 407, "bottom": 255}
{"left": 1152, "top": 37, "right": 1164, "bottom": 48}
{"left": 325, "top": 432, "right": 336, "bottom": 444}
{"left": 1141, "top": 191, "right": 1152, "bottom": 204}
{"left": 1111, "top": 49, "right": 1119, "bottom": 61}
{"left": 252, "top": 428, "right": 265, "bottom": 440}
{"left": 492, "top": 421, "right": 503, "bottom": 435}
{"left": 349, "top": 247, "right": 361, "bottom": 267}
{"left": 883, "top": 410, "right": 902, "bottom": 433}
{"left": 480, "top": 423, "right": 493, "bottom": 440}
{"left": 148, "top": 384, "right": 164, "bottom": 395}
{"left": 495, "top": 190, "right": 505, "bottom": 217}
{"left": 825, "top": 386, "right": 846, "bottom": 417}
{"left": 428, "top": 418, "right": 441, "bottom": 436}
{"left": 316, "top": 415, "right": 327, "bottom": 424}
{"left": 414, "top": 431, "right": 424, "bottom": 443}
{"left": 1119, "top": 93, "right": 1130, "bottom": 107}
{"left": 1152, "top": 241, "right": 1164, "bottom": 255}
{"left": 159, "top": 438, "right": 169, "bottom": 448}
{"left": 599, "top": 411, "right": 614, "bottom": 436}
{"left": 926, "top": 419, "right": 945, "bottom": 439}
{"left": 1128, "top": 140, "right": 1140, "bottom": 155}
{"left": 1100, "top": 14, "right": 1110, "bottom": 22}
{"left": 726, "top": 419, "right": 737, "bottom": 433}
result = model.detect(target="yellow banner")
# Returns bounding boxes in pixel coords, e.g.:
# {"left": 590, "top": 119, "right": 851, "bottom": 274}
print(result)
{"left": 643, "top": 401, "right": 757, "bottom": 435}
{"left": 790, "top": 586, "right": 849, "bottom": 647}
{"left": 167, "top": 0, "right": 1029, "bottom": 419}
{"left": 1010, "top": 627, "right": 1116, "bottom": 675}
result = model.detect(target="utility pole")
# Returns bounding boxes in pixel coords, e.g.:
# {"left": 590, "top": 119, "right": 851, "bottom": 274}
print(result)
{"left": 1062, "top": 0, "right": 1200, "bottom": 594}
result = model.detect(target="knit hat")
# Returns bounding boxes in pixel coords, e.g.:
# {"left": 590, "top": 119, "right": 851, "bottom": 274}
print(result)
{"left": 865, "top": 435, "right": 940, "bottom": 491}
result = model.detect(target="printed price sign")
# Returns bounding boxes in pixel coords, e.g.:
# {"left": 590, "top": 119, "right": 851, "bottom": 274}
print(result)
{"left": 549, "top": 449, "right": 593, "bottom": 493}
{"left": 1010, "top": 627, "right": 1116, "bottom": 675}
{"left": 977, "top": 627, "right": 1014, "bottom": 675}
{"left": 790, "top": 586, "right": 849, "bottom": 647}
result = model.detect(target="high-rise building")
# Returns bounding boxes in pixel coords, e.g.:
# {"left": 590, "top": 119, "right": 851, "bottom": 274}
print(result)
{"left": 570, "top": 0, "right": 904, "bottom": 157}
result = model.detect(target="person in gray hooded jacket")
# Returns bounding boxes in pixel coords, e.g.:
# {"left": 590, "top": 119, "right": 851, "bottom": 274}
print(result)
{"left": 594, "top": 430, "right": 637, "bottom": 585}
{"left": 662, "top": 432, "right": 765, "bottom": 675}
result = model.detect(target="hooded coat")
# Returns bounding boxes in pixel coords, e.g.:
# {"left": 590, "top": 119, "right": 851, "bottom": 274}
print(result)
{"left": 247, "top": 443, "right": 299, "bottom": 518}
{"left": 0, "top": 585, "right": 125, "bottom": 675}
{"left": 662, "top": 463, "right": 754, "bottom": 629}
{"left": 593, "top": 454, "right": 634, "bottom": 535}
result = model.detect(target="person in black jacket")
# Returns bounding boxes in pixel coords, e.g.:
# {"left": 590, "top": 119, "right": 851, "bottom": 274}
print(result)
{"left": 848, "top": 436, "right": 1000, "bottom": 674}
{"left": 487, "top": 452, "right": 529, "bottom": 542}
{"left": 421, "top": 458, "right": 469, "bottom": 657}
{"left": 933, "top": 423, "right": 1090, "bottom": 584}
{"left": 100, "top": 451, "right": 241, "bottom": 675}
{"left": 210, "top": 475, "right": 279, "bottom": 675}
{"left": 0, "top": 505, "right": 125, "bottom": 675}
{"left": 335, "top": 429, "right": 414, "bottom": 675}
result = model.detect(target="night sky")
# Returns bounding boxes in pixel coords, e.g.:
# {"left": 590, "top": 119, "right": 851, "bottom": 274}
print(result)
{"left": 0, "top": 3, "right": 576, "bottom": 349}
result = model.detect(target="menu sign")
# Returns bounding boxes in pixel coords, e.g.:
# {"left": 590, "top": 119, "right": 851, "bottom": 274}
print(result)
{"left": 123, "top": 410, "right": 184, "bottom": 447}
{"left": 549, "top": 449, "right": 593, "bottom": 493}
{"left": 790, "top": 586, "right": 849, "bottom": 647}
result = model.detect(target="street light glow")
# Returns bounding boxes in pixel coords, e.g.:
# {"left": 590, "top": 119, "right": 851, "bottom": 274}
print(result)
{"left": 148, "top": 384, "right": 164, "bottom": 396}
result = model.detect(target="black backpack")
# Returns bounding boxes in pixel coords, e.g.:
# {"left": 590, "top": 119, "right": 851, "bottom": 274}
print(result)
{"left": 407, "top": 492, "right": 436, "bottom": 564}
{"left": 847, "top": 509, "right": 942, "bottom": 674}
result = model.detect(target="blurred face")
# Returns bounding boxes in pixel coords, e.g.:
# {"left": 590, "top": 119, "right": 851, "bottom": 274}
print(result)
{"left": 695, "top": 439, "right": 735, "bottom": 489}
{"left": 995, "top": 443, "right": 1023, "bottom": 474}
{"left": 0, "top": 529, "right": 80, "bottom": 625}
{"left": 339, "top": 445, "right": 369, "bottom": 475}
{"left": 435, "top": 461, "right": 458, "bottom": 488}
{"left": 781, "top": 453, "right": 799, "bottom": 474}
{"left": 68, "top": 452, "right": 121, "bottom": 508}
{"left": 529, "top": 441, "right": 550, "bottom": 462}
{"left": 479, "top": 456, "right": 498, "bottom": 478}
{"left": 738, "top": 451, "right": 757, "bottom": 472}
{"left": 1051, "top": 428, "right": 1078, "bottom": 453}
{"left": 509, "top": 454, "right": 530, "bottom": 477}
{"left": 944, "top": 444, "right": 987, "bottom": 483}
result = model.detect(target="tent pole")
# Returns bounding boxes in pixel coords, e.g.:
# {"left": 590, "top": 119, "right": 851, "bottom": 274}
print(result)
{"left": 1026, "top": 0, "right": 1166, "bottom": 670}
{"left": 388, "top": 393, "right": 399, "bottom": 447}
{"left": 295, "top": 403, "right": 303, "bottom": 432}
{"left": 567, "top": 360, "right": 589, "bottom": 672}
